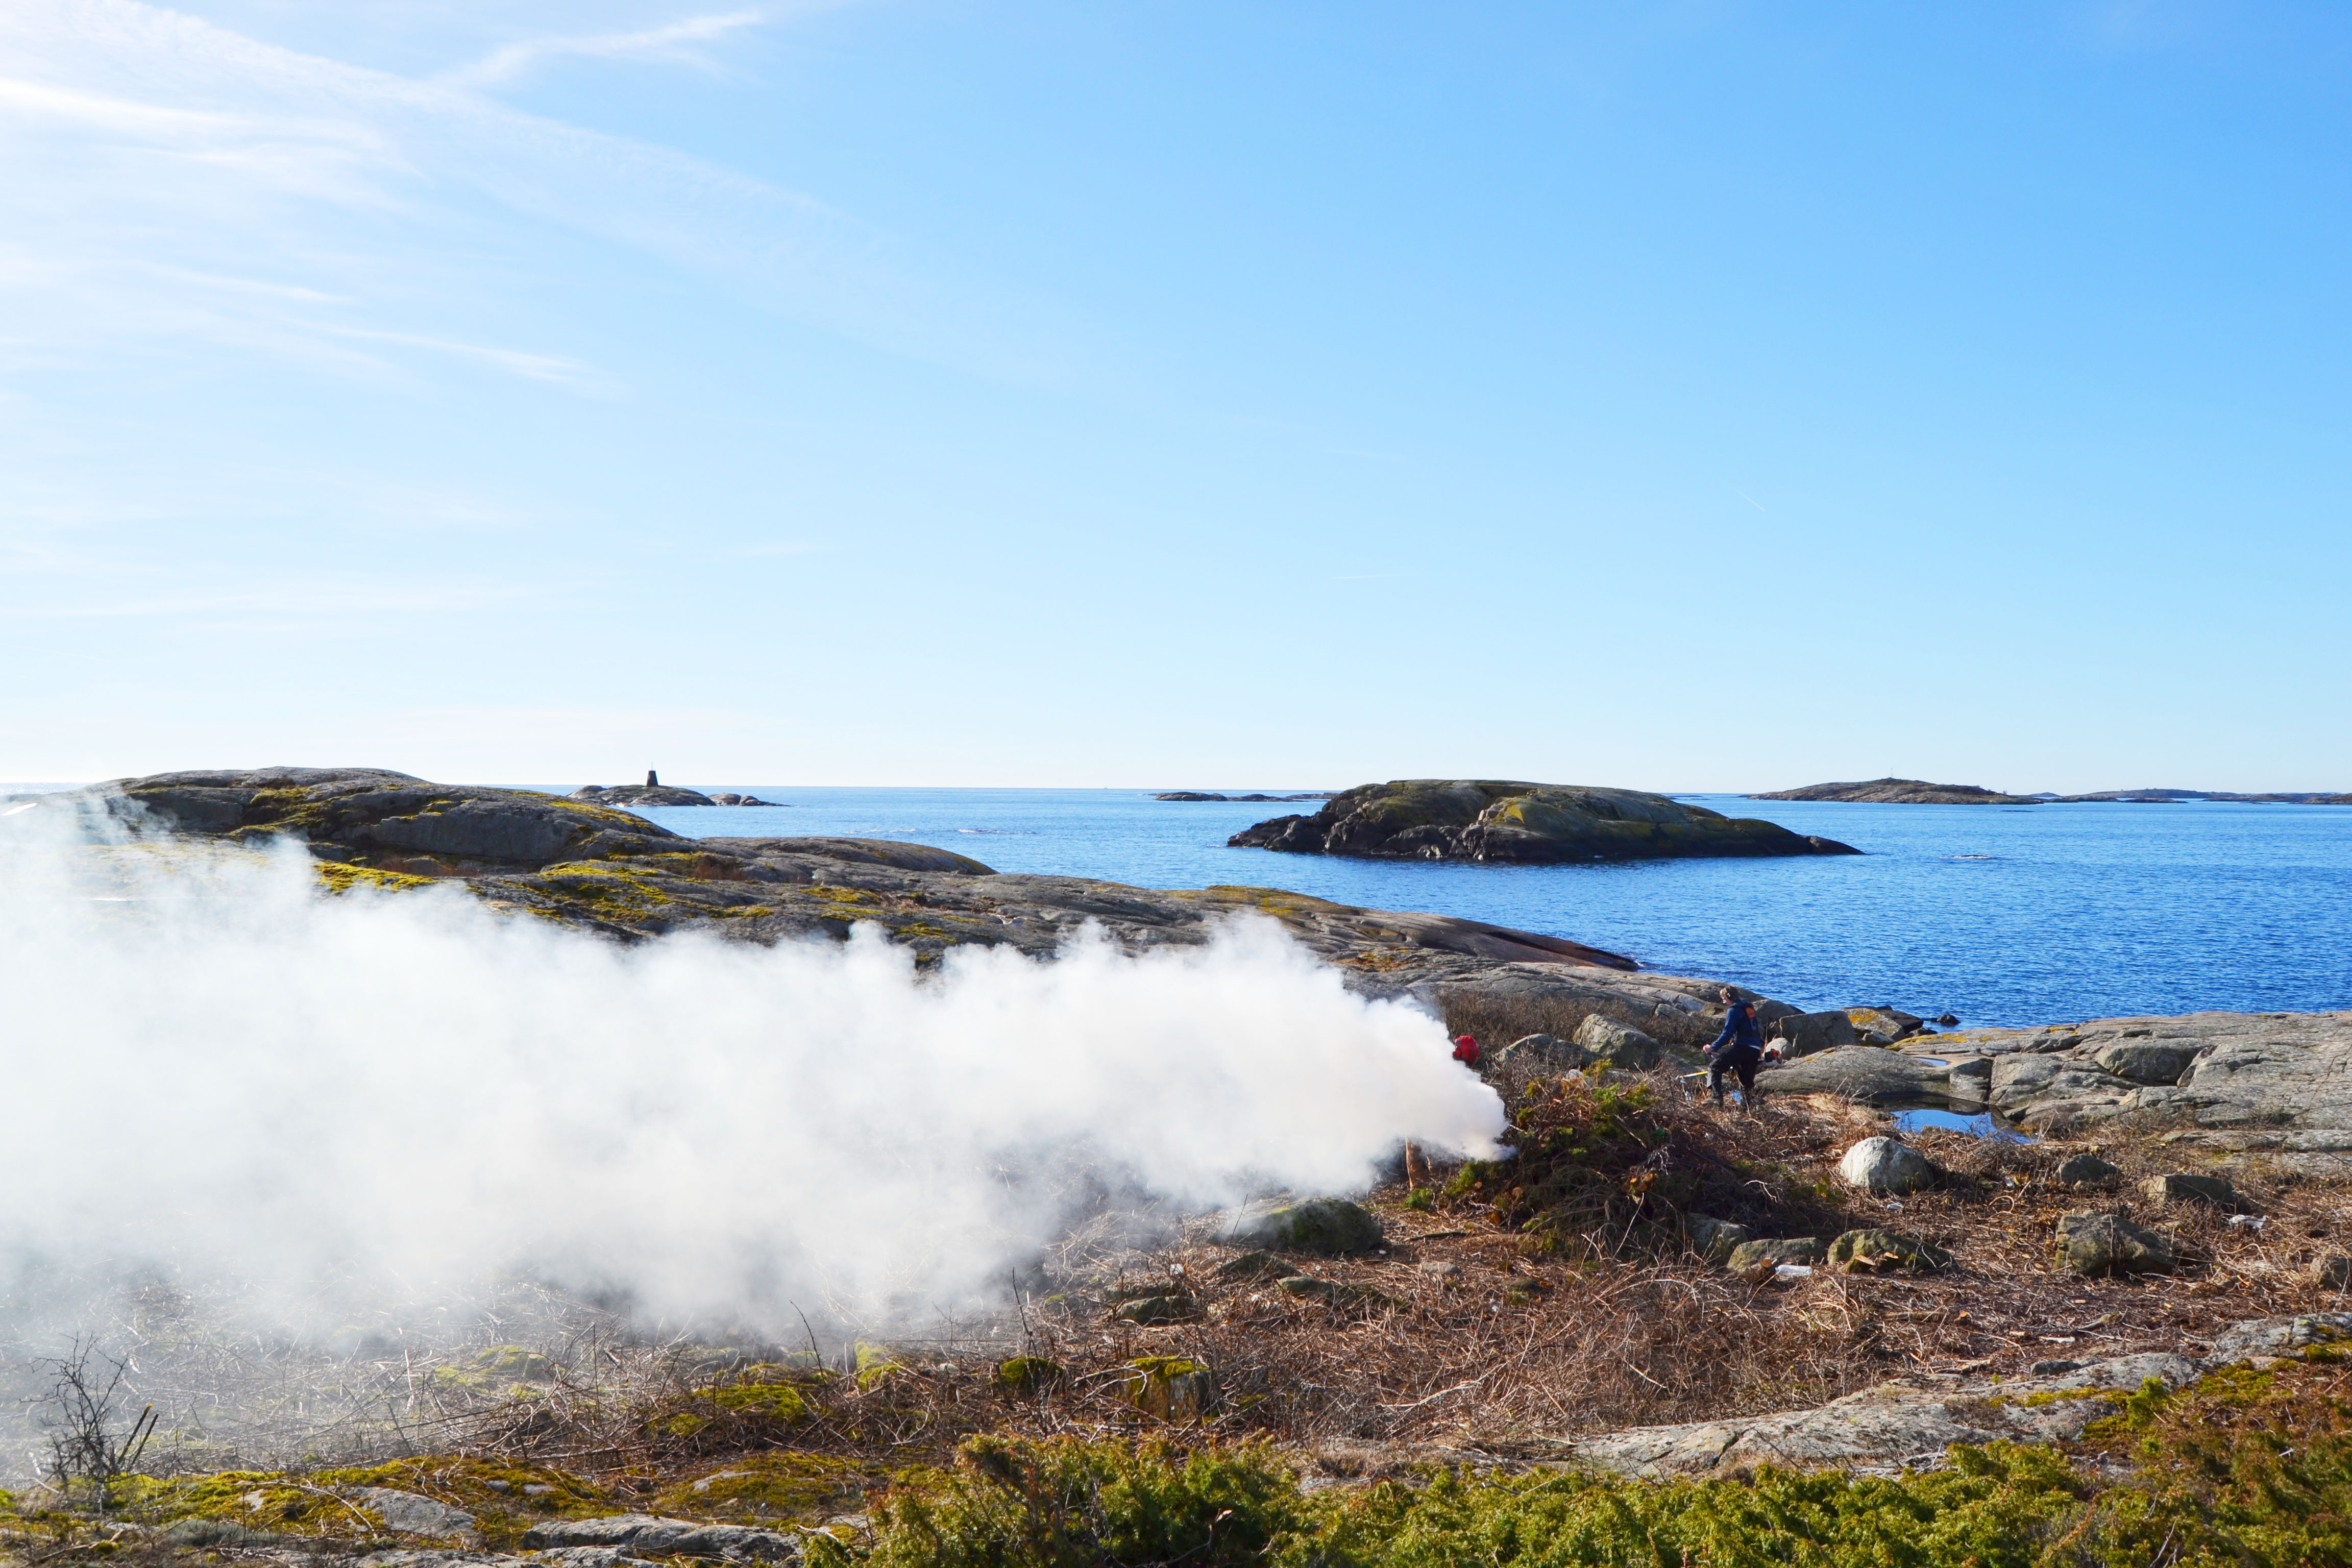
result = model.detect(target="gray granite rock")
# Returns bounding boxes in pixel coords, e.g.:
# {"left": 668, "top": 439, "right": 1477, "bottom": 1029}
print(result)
{"left": 522, "top": 1516, "right": 801, "bottom": 1561}
{"left": 2055, "top": 1212, "right": 2174, "bottom": 1277}
{"left": 1552, "top": 1347, "right": 2203, "bottom": 1476}
{"left": 2094, "top": 1040, "right": 2202, "bottom": 1085}
{"left": 1827, "top": 1228, "right": 1948, "bottom": 1274}
{"left": 1759, "top": 1048, "right": 1977, "bottom": 1107}
{"left": 2140, "top": 1173, "right": 2255, "bottom": 1212}
{"left": 1836, "top": 1137, "right": 1940, "bottom": 1195}
{"left": 1573, "top": 1015, "right": 1664, "bottom": 1069}
{"left": 1773, "top": 1010, "right": 1858, "bottom": 1057}
{"left": 353, "top": 1488, "right": 476, "bottom": 1537}
{"left": 2203, "top": 1313, "right": 2352, "bottom": 1362}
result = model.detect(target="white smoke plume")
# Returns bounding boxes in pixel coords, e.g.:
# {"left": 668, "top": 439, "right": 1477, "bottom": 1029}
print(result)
{"left": 0, "top": 801, "right": 1506, "bottom": 1338}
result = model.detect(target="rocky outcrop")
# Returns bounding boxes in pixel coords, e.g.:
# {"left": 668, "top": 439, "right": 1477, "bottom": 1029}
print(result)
{"left": 1558, "top": 1314, "right": 2352, "bottom": 1478}
{"left": 1748, "top": 778, "right": 2039, "bottom": 804}
{"left": 1755, "top": 1012, "right": 2352, "bottom": 1175}
{"left": 1231, "top": 780, "right": 1858, "bottom": 864}
{"left": 523, "top": 1515, "right": 801, "bottom": 1560}
{"left": 572, "top": 784, "right": 788, "bottom": 807}
{"left": 1757, "top": 1048, "right": 1989, "bottom": 1108}
{"left": 1554, "top": 1343, "right": 2207, "bottom": 1476}
{"left": 572, "top": 783, "right": 724, "bottom": 806}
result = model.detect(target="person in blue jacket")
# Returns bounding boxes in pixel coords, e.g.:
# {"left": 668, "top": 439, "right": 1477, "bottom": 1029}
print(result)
{"left": 1705, "top": 986, "right": 1767, "bottom": 1108}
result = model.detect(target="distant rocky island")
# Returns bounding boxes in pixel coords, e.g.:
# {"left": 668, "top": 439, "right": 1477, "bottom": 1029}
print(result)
{"left": 1155, "top": 790, "right": 1336, "bottom": 802}
{"left": 1230, "top": 779, "right": 1858, "bottom": 863}
{"left": 571, "top": 771, "right": 786, "bottom": 807}
{"left": 1751, "top": 778, "right": 2038, "bottom": 805}
{"left": 1753, "top": 777, "right": 2350, "bottom": 805}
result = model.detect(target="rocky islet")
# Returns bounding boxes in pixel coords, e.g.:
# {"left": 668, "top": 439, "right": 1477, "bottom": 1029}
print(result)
{"left": 1228, "top": 778, "right": 1859, "bottom": 863}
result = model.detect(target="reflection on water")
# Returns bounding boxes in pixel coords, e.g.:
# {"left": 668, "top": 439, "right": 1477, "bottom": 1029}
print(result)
{"left": 1893, "top": 1107, "right": 2034, "bottom": 1142}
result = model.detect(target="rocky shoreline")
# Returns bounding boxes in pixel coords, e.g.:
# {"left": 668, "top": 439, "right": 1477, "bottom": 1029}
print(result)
{"left": 26, "top": 767, "right": 2350, "bottom": 1157}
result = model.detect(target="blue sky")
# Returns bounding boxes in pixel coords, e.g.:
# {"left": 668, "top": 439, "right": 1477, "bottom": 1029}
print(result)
{"left": 2, "top": 1, "right": 2345, "bottom": 791}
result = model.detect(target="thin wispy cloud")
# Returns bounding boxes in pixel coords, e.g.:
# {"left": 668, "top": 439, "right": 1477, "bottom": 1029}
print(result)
{"left": 441, "top": 11, "right": 769, "bottom": 89}
{"left": 0, "top": 0, "right": 1062, "bottom": 396}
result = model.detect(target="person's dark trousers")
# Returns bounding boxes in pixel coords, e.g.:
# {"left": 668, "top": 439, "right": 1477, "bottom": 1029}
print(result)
{"left": 1708, "top": 1044, "right": 1763, "bottom": 1105}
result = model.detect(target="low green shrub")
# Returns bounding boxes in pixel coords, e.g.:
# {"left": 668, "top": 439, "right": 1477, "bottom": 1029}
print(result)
{"left": 845, "top": 1359, "right": 2352, "bottom": 1568}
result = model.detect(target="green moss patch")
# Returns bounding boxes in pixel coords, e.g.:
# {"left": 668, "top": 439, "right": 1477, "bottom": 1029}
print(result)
{"left": 315, "top": 861, "right": 434, "bottom": 894}
{"left": 651, "top": 1453, "right": 897, "bottom": 1526}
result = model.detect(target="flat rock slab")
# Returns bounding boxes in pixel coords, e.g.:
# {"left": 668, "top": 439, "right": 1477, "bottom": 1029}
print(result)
{"left": 353, "top": 1488, "right": 476, "bottom": 1537}
{"left": 1764, "top": 1048, "right": 1984, "bottom": 1107}
{"left": 1555, "top": 1349, "right": 2202, "bottom": 1476}
{"left": 523, "top": 1515, "right": 802, "bottom": 1562}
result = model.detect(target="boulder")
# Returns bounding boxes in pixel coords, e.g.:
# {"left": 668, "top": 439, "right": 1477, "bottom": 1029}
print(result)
{"left": 1727, "top": 1237, "right": 1825, "bottom": 1271}
{"left": 1212, "top": 1196, "right": 1383, "bottom": 1255}
{"left": 2094, "top": 1040, "right": 2202, "bottom": 1085}
{"left": 1836, "top": 1137, "right": 1940, "bottom": 1195}
{"left": 1847, "top": 1007, "right": 1925, "bottom": 1042}
{"left": 2140, "top": 1173, "right": 2255, "bottom": 1213}
{"left": 1827, "top": 1229, "right": 1948, "bottom": 1273}
{"left": 1774, "top": 1011, "right": 1858, "bottom": 1057}
{"left": 2054, "top": 1153, "right": 2122, "bottom": 1189}
{"left": 2055, "top": 1212, "right": 2175, "bottom": 1277}
{"left": 1228, "top": 779, "right": 1859, "bottom": 863}
{"left": 1684, "top": 1214, "right": 1752, "bottom": 1265}
{"left": 1573, "top": 1015, "right": 1664, "bottom": 1069}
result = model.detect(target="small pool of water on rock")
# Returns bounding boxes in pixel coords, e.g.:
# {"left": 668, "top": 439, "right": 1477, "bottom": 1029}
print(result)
{"left": 1893, "top": 1108, "right": 2034, "bottom": 1142}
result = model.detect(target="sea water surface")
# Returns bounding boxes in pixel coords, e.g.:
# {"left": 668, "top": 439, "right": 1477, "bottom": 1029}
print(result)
{"left": 619, "top": 789, "right": 2352, "bottom": 1028}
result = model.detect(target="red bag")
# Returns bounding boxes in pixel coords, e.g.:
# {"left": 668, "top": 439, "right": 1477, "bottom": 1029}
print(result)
{"left": 1452, "top": 1034, "right": 1480, "bottom": 1067}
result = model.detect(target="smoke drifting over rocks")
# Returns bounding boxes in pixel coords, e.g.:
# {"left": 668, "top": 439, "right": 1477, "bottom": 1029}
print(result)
{"left": 0, "top": 801, "right": 1505, "bottom": 1337}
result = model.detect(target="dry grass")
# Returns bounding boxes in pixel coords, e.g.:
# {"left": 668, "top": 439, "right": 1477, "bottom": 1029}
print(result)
{"left": 475, "top": 1075, "right": 2352, "bottom": 1493}
{"left": 11, "top": 1077, "right": 2348, "bottom": 1524}
{"left": 1436, "top": 992, "right": 1717, "bottom": 1056}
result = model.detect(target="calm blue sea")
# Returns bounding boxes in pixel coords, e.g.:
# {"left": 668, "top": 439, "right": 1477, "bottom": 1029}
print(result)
{"left": 605, "top": 789, "right": 2352, "bottom": 1030}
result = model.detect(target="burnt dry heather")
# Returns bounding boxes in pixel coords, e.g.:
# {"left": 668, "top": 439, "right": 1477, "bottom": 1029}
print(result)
{"left": 10, "top": 1083, "right": 2343, "bottom": 1509}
